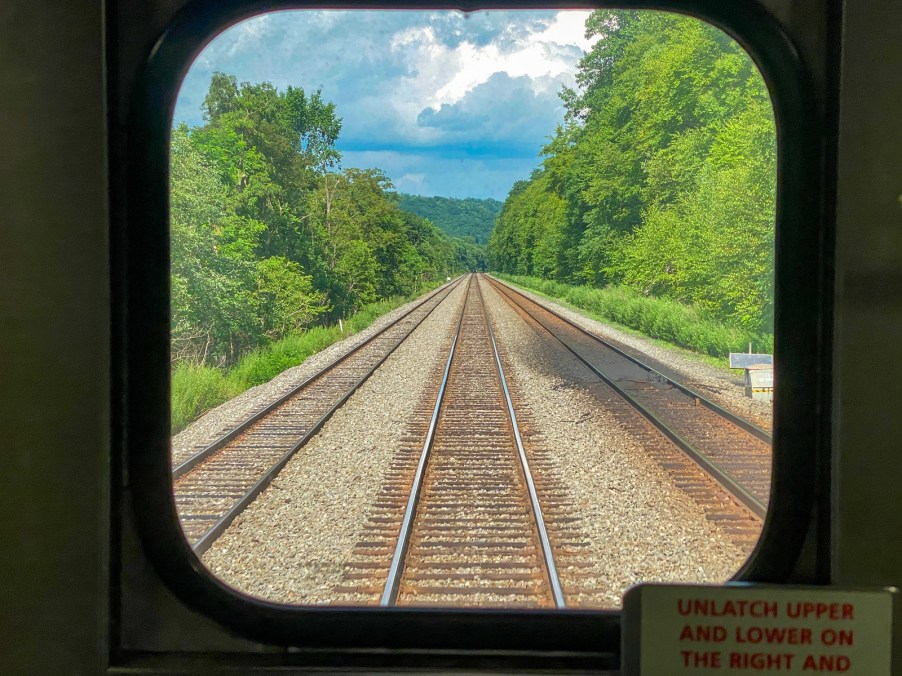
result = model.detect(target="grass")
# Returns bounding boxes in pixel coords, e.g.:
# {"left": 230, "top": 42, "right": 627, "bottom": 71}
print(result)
{"left": 171, "top": 363, "right": 239, "bottom": 435}
{"left": 170, "top": 285, "right": 443, "bottom": 434}
{"left": 494, "top": 273, "right": 773, "bottom": 363}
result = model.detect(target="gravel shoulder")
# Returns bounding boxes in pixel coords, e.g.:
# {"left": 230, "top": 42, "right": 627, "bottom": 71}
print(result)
{"left": 490, "top": 276, "right": 772, "bottom": 431}
{"left": 200, "top": 281, "right": 467, "bottom": 603}
{"left": 483, "top": 280, "right": 749, "bottom": 608}
{"left": 171, "top": 282, "right": 454, "bottom": 466}
{"left": 183, "top": 274, "right": 753, "bottom": 607}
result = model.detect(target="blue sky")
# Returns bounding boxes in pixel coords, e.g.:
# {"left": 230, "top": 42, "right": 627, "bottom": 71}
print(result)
{"left": 173, "top": 10, "right": 596, "bottom": 200}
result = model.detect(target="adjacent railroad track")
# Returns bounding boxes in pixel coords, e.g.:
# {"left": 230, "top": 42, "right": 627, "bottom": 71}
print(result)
{"left": 172, "top": 277, "right": 463, "bottom": 553}
{"left": 175, "top": 270, "right": 772, "bottom": 603}
{"left": 485, "top": 275, "right": 772, "bottom": 528}
{"left": 338, "top": 275, "right": 576, "bottom": 608}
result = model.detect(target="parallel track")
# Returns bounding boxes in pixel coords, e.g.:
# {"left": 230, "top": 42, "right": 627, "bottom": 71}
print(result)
{"left": 174, "top": 271, "right": 770, "bottom": 602}
{"left": 486, "top": 275, "right": 772, "bottom": 521}
{"left": 340, "top": 275, "right": 568, "bottom": 608}
{"left": 172, "top": 278, "right": 462, "bottom": 554}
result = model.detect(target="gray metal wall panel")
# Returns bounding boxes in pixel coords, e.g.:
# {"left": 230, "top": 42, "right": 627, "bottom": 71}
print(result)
{"left": 833, "top": 0, "right": 902, "bottom": 585}
{"left": 0, "top": 2, "right": 109, "bottom": 673}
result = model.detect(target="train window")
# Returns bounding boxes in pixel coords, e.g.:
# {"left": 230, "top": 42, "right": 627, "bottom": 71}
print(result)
{"left": 126, "top": 0, "right": 819, "bottom": 657}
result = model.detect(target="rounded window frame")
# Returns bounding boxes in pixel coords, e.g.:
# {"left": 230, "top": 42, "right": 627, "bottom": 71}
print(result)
{"left": 123, "top": 0, "right": 825, "bottom": 659}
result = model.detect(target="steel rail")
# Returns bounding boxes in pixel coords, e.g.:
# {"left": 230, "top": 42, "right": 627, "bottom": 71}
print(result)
{"left": 487, "top": 277, "right": 767, "bottom": 520}
{"left": 476, "top": 276, "right": 566, "bottom": 608}
{"left": 380, "top": 275, "right": 472, "bottom": 606}
{"left": 172, "top": 277, "right": 463, "bottom": 480}
{"left": 189, "top": 278, "right": 463, "bottom": 555}
{"left": 487, "top": 276, "right": 772, "bottom": 444}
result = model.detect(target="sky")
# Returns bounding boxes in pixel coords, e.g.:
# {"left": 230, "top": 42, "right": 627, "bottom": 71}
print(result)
{"left": 173, "top": 10, "right": 597, "bottom": 200}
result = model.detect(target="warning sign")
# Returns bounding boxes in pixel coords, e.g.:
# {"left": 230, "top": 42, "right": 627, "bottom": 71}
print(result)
{"left": 622, "top": 584, "right": 894, "bottom": 675}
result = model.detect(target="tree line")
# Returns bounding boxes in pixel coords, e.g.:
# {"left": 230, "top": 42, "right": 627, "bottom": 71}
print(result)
{"left": 397, "top": 194, "right": 501, "bottom": 244}
{"left": 489, "top": 11, "right": 776, "bottom": 334}
{"left": 171, "top": 74, "right": 471, "bottom": 366}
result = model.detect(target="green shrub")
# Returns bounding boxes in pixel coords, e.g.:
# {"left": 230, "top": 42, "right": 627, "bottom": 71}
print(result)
{"left": 170, "top": 281, "right": 445, "bottom": 434}
{"left": 495, "top": 273, "right": 773, "bottom": 360}
{"left": 228, "top": 325, "right": 342, "bottom": 390}
{"left": 171, "top": 363, "right": 240, "bottom": 433}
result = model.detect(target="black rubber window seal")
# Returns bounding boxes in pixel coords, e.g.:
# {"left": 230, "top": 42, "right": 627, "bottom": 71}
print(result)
{"left": 120, "top": 0, "right": 825, "bottom": 664}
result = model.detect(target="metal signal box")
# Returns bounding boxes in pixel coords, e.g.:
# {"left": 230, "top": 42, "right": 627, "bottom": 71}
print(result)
{"left": 745, "top": 364, "right": 774, "bottom": 401}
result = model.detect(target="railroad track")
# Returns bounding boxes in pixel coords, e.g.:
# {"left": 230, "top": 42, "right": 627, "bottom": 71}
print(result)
{"left": 176, "top": 271, "right": 769, "bottom": 603}
{"left": 172, "top": 278, "right": 463, "bottom": 554}
{"left": 485, "top": 275, "right": 772, "bottom": 528}
{"left": 338, "top": 275, "right": 578, "bottom": 608}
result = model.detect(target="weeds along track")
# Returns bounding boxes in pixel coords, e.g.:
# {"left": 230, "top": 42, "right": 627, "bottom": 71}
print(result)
{"left": 336, "top": 275, "right": 592, "bottom": 608}
{"left": 172, "top": 278, "right": 464, "bottom": 553}
{"left": 486, "top": 276, "right": 771, "bottom": 540}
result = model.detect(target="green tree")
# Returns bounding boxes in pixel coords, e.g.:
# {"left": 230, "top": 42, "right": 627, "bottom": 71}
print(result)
{"left": 396, "top": 194, "right": 502, "bottom": 243}
{"left": 489, "top": 11, "right": 776, "bottom": 333}
{"left": 171, "top": 74, "right": 475, "bottom": 371}
{"left": 254, "top": 256, "right": 328, "bottom": 338}
{"left": 170, "top": 124, "right": 260, "bottom": 364}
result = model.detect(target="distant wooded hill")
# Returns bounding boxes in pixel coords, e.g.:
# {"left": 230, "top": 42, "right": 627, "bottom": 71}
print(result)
{"left": 397, "top": 194, "right": 502, "bottom": 244}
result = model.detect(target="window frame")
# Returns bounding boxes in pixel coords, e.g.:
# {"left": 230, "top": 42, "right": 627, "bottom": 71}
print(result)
{"left": 122, "top": 0, "right": 824, "bottom": 662}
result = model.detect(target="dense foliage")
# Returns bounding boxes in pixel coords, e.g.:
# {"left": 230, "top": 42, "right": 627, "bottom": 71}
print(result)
{"left": 497, "top": 274, "right": 772, "bottom": 359}
{"left": 489, "top": 12, "right": 776, "bottom": 335}
{"left": 396, "top": 194, "right": 502, "bottom": 243}
{"left": 171, "top": 292, "right": 434, "bottom": 432}
{"left": 171, "top": 74, "right": 468, "bottom": 367}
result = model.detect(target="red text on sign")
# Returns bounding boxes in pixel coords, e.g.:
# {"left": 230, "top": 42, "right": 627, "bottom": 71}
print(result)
{"left": 678, "top": 599, "right": 779, "bottom": 618}
{"left": 802, "top": 654, "right": 851, "bottom": 671}
{"left": 735, "top": 626, "right": 813, "bottom": 645}
{"left": 820, "top": 629, "right": 854, "bottom": 646}
{"left": 681, "top": 651, "right": 721, "bottom": 668}
{"left": 729, "top": 652, "right": 795, "bottom": 670}
{"left": 786, "top": 602, "right": 854, "bottom": 621}
{"left": 680, "top": 625, "right": 727, "bottom": 642}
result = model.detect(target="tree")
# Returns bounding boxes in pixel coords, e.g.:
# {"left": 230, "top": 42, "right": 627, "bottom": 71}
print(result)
{"left": 254, "top": 256, "right": 328, "bottom": 338}
{"left": 170, "top": 123, "right": 260, "bottom": 364}
{"left": 170, "top": 74, "right": 472, "bottom": 369}
{"left": 488, "top": 11, "right": 776, "bottom": 332}
{"left": 396, "top": 194, "right": 502, "bottom": 243}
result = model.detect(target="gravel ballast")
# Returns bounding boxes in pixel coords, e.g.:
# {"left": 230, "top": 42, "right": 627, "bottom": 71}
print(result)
{"left": 490, "top": 277, "right": 773, "bottom": 431}
{"left": 482, "top": 280, "right": 749, "bottom": 607}
{"left": 171, "top": 283, "right": 453, "bottom": 466}
{"left": 184, "top": 274, "right": 755, "bottom": 607}
{"left": 200, "top": 282, "right": 467, "bottom": 603}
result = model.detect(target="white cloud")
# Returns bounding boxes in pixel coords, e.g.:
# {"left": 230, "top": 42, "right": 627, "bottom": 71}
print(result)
{"left": 370, "top": 10, "right": 594, "bottom": 147}
{"left": 223, "top": 14, "right": 273, "bottom": 57}
{"left": 396, "top": 172, "right": 427, "bottom": 192}
{"left": 389, "top": 10, "right": 594, "bottom": 112}
{"left": 537, "top": 10, "right": 596, "bottom": 51}
{"left": 174, "top": 9, "right": 597, "bottom": 197}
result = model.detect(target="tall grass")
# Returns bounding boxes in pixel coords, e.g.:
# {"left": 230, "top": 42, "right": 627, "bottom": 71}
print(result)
{"left": 171, "top": 290, "right": 440, "bottom": 434}
{"left": 171, "top": 363, "right": 239, "bottom": 434}
{"left": 495, "top": 274, "right": 773, "bottom": 360}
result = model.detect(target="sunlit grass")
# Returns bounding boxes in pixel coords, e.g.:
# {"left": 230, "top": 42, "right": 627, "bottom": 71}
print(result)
{"left": 171, "top": 287, "right": 442, "bottom": 434}
{"left": 495, "top": 274, "right": 773, "bottom": 361}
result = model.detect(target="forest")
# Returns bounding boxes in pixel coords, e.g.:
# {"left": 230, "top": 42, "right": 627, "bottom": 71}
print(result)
{"left": 489, "top": 11, "right": 776, "bottom": 337}
{"left": 396, "top": 194, "right": 501, "bottom": 244}
{"left": 171, "top": 13, "right": 776, "bottom": 428}
{"left": 171, "top": 73, "right": 472, "bottom": 369}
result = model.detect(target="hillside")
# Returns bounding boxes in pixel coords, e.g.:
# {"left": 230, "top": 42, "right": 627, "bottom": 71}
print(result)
{"left": 397, "top": 194, "right": 502, "bottom": 243}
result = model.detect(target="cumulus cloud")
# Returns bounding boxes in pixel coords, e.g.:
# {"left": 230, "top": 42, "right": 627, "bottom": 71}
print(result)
{"left": 173, "top": 9, "right": 595, "bottom": 198}
{"left": 416, "top": 71, "right": 566, "bottom": 145}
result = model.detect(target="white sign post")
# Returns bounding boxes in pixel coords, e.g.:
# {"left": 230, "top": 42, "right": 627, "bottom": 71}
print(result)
{"left": 623, "top": 584, "right": 896, "bottom": 675}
